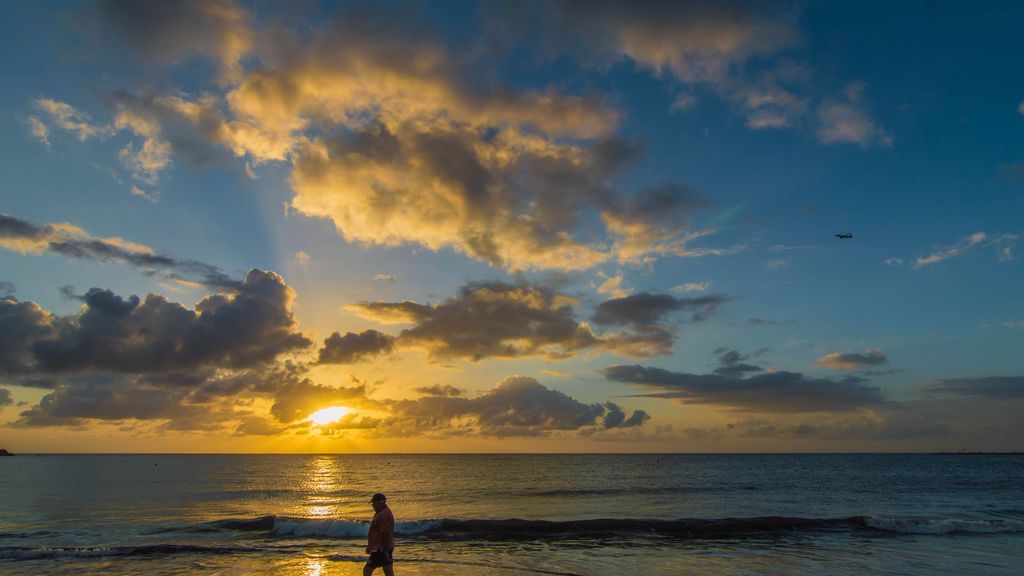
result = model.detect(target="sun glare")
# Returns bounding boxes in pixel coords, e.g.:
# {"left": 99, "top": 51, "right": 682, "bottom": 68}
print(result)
{"left": 307, "top": 406, "right": 351, "bottom": 426}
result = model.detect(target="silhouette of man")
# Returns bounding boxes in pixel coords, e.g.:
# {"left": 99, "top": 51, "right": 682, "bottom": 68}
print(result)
{"left": 364, "top": 493, "right": 395, "bottom": 576}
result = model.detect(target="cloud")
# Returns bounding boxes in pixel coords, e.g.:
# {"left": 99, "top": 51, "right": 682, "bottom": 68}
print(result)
{"left": 0, "top": 388, "right": 12, "bottom": 411}
{"left": 884, "top": 257, "right": 903, "bottom": 267}
{"left": 317, "top": 330, "right": 395, "bottom": 364}
{"left": 414, "top": 384, "right": 464, "bottom": 397}
{"left": 1005, "top": 321, "right": 1024, "bottom": 329}
{"left": 26, "top": 116, "right": 50, "bottom": 148}
{"left": 605, "top": 364, "right": 884, "bottom": 412}
{"left": 815, "top": 348, "right": 887, "bottom": 372}
{"left": 816, "top": 83, "right": 891, "bottom": 148}
{"left": 269, "top": 378, "right": 370, "bottom": 423}
{"left": 0, "top": 281, "right": 14, "bottom": 296}
{"left": 595, "top": 274, "right": 629, "bottom": 299}
{"left": 1, "top": 213, "right": 240, "bottom": 290}
{"left": 384, "top": 375, "right": 647, "bottom": 437}
{"left": 119, "top": 140, "right": 172, "bottom": 184}
{"left": 351, "top": 282, "right": 726, "bottom": 362}
{"left": 591, "top": 292, "right": 726, "bottom": 329}
{"left": 672, "top": 282, "right": 709, "bottom": 293}
{"left": 87, "top": 0, "right": 253, "bottom": 82}
{"left": 494, "top": 0, "right": 798, "bottom": 83}
{"left": 130, "top": 185, "right": 160, "bottom": 203}
{"left": 913, "top": 232, "right": 989, "bottom": 267}
{"left": 32, "top": 98, "right": 114, "bottom": 141}
{"left": 921, "top": 376, "right": 1024, "bottom": 399}
{"left": 294, "top": 250, "right": 310, "bottom": 266}
{"left": 349, "top": 282, "right": 601, "bottom": 361}
{"left": 1, "top": 269, "right": 310, "bottom": 376}
{"left": 373, "top": 274, "right": 397, "bottom": 282}
{"left": 712, "top": 348, "right": 763, "bottom": 376}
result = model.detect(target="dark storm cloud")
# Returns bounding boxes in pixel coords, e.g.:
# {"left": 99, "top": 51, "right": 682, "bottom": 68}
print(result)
{"left": 1, "top": 270, "right": 310, "bottom": 376}
{"left": 385, "top": 376, "right": 647, "bottom": 436}
{"left": 0, "top": 388, "right": 12, "bottom": 410}
{"left": 0, "top": 213, "right": 241, "bottom": 291}
{"left": 317, "top": 330, "right": 395, "bottom": 364}
{"left": 921, "top": 376, "right": 1024, "bottom": 399}
{"left": 604, "top": 364, "right": 884, "bottom": 412}
{"left": 815, "top": 348, "right": 888, "bottom": 371}
{"left": 414, "top": 384, "right": 464, "bottom": 397}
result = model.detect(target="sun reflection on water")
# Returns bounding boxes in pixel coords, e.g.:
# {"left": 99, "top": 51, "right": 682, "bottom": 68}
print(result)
{"left": 301, "top": 456, "right": 347, "bottom": 518}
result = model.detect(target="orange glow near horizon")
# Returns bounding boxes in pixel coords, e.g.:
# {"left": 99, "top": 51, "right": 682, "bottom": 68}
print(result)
{"left": 307, "top": 406, "right": 351, "bottom": 426}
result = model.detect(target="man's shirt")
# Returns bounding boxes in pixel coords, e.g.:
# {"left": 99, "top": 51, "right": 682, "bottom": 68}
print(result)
{"left": 368, "top": 505, "right": 395, "bottom": 551}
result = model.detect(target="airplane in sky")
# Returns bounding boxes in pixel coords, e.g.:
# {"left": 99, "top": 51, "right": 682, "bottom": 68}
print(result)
{"left": 835, "top": 233, "right": 853, "bottom": 239}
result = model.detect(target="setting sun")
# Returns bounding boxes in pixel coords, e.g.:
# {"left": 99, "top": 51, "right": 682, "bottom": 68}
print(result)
{"left": 307, "top": 406, "right": 351, "bottom": 426}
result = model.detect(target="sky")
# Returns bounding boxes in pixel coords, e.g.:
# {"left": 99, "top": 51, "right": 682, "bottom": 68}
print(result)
{"left": 1, "top": 0, "right": 1022, "bottom": 453}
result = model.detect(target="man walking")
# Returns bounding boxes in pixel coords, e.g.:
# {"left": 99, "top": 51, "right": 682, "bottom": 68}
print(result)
{"left": 364, "top": 493, "right": 395, "bottom": 576}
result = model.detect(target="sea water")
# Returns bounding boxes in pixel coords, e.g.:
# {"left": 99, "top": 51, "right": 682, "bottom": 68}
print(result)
{"left": 1, "top": 454, "right": 1022, "bottom": 575}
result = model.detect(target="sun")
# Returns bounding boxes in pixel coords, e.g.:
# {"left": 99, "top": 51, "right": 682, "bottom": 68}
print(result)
{"left": 307, "top": 406, "right": 351, "bottom": 426}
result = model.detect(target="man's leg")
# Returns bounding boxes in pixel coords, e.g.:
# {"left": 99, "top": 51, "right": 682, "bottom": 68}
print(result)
{"left": 383, "top": 564, "right": 395, "bottom": 576}
{"left": 363, "top": 563, "right": 375, "bottom": 576}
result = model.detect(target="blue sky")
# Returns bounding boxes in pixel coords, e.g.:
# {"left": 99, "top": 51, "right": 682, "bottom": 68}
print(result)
{"left": 0, "top": 1, "right": 1021, "bottom": 452}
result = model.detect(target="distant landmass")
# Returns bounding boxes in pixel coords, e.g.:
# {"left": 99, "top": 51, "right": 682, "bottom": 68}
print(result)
{"left": 0, "top": 449, "right": 13, "bottom": 456}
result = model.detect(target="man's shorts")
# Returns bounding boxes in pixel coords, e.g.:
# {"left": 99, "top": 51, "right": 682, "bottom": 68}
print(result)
{"left": 366, "top": 549, "right": 393, "bottom": 568}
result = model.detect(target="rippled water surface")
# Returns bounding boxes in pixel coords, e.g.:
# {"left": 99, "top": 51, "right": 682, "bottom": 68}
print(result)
{"left": 1, "top": 454, "right": 1022, "bottom": 575}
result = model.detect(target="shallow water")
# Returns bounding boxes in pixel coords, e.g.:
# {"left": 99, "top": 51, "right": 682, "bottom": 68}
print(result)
{"left": 1, "top": 454, "right": 1022, "bottom": 575}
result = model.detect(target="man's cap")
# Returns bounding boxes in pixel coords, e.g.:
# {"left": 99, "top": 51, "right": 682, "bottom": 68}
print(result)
{"left": 370, "top": 493, "right": 387, "bottom": 503}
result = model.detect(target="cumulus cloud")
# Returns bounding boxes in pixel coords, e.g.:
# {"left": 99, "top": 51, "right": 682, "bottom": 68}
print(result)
{"left": 815, "top": 348, "right": 888, "bottom": 372}
{"left": 61, "top": 3, "right": 739, "bottom": 271}
{"left": 350, "top": 282, "right": 722, "bottom": 362}
{"left": 816, "top": 83, "right": 891, "bottom": 148}
{"left": 317, "top": 330, "right": 395, "bottom": 364}
{"left": 605, "top": 364, "right": 884, "bottom": 412}
{"left": 1, "top": 213, "right": 240, "bottom": 290}
{"left": 374, "top": 274, "right": 397, "bottom": 282}
{"left": 0, "top": 269, "right": 309, "bottom": 376}
{"left": 349, "top": 282, "right": 601, "bottom": 361}
{"left": 385, "top": 375, "right": 648, "bottom": 437}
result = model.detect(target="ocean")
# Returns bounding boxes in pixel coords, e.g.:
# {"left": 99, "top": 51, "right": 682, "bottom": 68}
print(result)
{"left": 1, "top": 454, "right": 1022, "bottom": 575}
